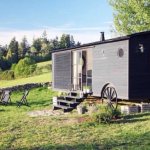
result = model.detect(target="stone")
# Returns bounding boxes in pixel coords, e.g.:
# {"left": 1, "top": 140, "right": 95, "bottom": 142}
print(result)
{"left": 0, "top": 82, "right": 52, "bottom": 92}
{"left": 121, "top": 105, "right": 139, "bottom": 115}
{"left": 139, "top": 103, "right": 150, "bottom": 113}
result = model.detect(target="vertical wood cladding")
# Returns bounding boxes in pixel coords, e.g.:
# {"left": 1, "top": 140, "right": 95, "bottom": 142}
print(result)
{"left": 92, "top": 40, "right": 129, "bottom": 99}
{"left": 52, "top": 31, "right": 150, "bottom": 100}
{"left": 53, "top": 51, "right": 71, "bottom": 90}
{"left": 129, "top": 33, "right": 150, "bottom": 99}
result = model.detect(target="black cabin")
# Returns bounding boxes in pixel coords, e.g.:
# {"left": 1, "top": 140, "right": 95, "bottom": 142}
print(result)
{"left": 52, "top": 31, "right": 150, "bottom": 100}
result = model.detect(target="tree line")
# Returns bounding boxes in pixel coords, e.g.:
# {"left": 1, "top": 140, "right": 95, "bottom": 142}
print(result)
{"left": 1, "top": 0, "right": 149, "bottom": 71}
{"left": 0, "top": 31, "right": 80, "bottom": 71}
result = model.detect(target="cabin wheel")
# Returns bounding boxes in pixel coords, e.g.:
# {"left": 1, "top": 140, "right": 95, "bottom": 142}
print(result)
{"left": 102, "top": 86, "right": 118, "bottom": 110}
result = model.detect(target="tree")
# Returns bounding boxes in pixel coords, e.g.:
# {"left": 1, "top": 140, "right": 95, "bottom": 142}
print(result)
{"left": 14, "top": 57, "right": 37, "bottom": 77}
{"left": 7, "top": 37, "right": 19, "bottom": 64}
{"left": 109, "top": 0, "right": 150, "bottom": 34}
{"left": 60, "top": 34, "right": 76, "bottom": 48}
{"left": 51, "top": 36, "right": 59, "bottom": 50}
{"left": 41, "top": 30, "right": 48, "bottom": 44}
{"left": 19, "top": 36, "right": 29, "bottom": 58}
{"left": 60, "top": 34, "right": 69, "bottom": 48}
{"left": 41, "top": 43, "right": 52, "bottom": 55}
{"left": 41, "top": 30, "right": 52, "bottom": 55}
{"left": 0, "top": 45, "right": 10, "bottom": 70}
{"left": 30, "top": 46, "right": 37, "bottom": 56}
{"left": 32, "top": 38, "right": 42, "bottom": 53}
{"left": 0, "top": 45, "right": 7, "bottom": 58}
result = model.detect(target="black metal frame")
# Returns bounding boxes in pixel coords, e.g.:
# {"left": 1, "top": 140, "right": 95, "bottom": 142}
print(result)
{"left": 17, "top": 90, "right": 29, "bottom": 107}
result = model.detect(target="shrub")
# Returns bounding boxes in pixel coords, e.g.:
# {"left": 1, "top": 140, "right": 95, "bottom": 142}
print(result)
{"left": 0, "top": 70, "right": 14, "bottom": 80}
{"left": 14, "top": 57, "right": 37, "bottom": 78}
{"left": 94, "top": 107, "right": 121, "bottom": 124}
{"left": 11, "top": 63, "right": 17, "bottom": 71}
{"left": 111, "top": 109, "right": 121, "bottom": 119}
{"left": 30, "top": 54, "right": 51, "bottom": 63}
{"left": 94, "top": 110, "right": 112, "bottom": 124}
{"left": 33, "top": 67, "right": 43, "bottom": 75}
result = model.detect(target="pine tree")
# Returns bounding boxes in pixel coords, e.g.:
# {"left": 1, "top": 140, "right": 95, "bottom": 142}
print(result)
{"left": 19, "top": 36, "right": 29, "bottom": 58}
{"left": 7, "top": 37, "right": 19, "bottom": 64}
{"left": 32, "top": 38, "right": 42, "bottom": 53}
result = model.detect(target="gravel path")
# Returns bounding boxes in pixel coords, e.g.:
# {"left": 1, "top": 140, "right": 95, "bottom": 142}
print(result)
{"left": 28, "top": 109, "right": 65, "bottom": 117}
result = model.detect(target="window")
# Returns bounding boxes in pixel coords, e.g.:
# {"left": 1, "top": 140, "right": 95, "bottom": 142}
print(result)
{"left": 138, "top": 44, "right": 144, "bottom": 53}
{"left": 117, "top": 48, "right": 124, "bottom": 57}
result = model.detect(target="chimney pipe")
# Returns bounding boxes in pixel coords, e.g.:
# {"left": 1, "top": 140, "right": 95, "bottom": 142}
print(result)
{"left": 100, "top": 32, "right": 105, "bottom": 41}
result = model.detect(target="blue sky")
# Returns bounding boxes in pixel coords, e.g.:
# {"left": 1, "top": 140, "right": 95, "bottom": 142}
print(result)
{"left": 0, "top": 0, "right": 114, "bottom": 45}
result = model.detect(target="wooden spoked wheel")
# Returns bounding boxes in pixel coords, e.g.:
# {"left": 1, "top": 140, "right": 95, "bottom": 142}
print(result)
{"left": 102, "top": 86, "right": 118, "bottom": 110}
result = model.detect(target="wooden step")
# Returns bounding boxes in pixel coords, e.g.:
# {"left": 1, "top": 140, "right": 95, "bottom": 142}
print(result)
{"left": 69, "top": 91, "right": 83, "bottom": 97}
{"left": 57, "top": 99, "right": 79, "bottom": 104}
{"left": 53, "top": 104, "right": 73, "bottom": 110}
{"left": 65, "top": 96, "right": 83, "bottom": 99}
{"left": 53, "top": 91, "right": 86, "bottom": 112}
{"left": 70, "top": 90, "right": 81, "bottom": 94}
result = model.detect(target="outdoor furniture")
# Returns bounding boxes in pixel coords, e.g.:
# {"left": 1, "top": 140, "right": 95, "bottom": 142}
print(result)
{"left": 17, "top": 90, "right": 29, "bottom": 107}
{"left": 0, "top": 90, "right": 11, "bottom": 105}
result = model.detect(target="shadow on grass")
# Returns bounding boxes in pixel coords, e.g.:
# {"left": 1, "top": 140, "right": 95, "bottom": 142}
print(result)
{"left": 13, "top": 143, "right": 101, "bottom": 150}
{"left": 0, "top": 109, "right": 5, "bottom": 112}
{"left": 0, "top": 100, "right": 51, "bottom": 109}
{"left": 104, "top": 131, "right": 150, "bottom": 150}
{"left": 112, "top": 113, "right": 150, "bottom": 124}
{"left": 10, "top": 131, "right": 150, "bottom": 150}
{"left": 29, "top": 99, "right": 51, "bottom": 106}
{"left": 124, "top": 112, "right": 150, "bottom": 119}
{"left": 112, "top": 118, "right": 149, "bottom": 124}
{"left": 0, "top": 102, "right": 18, "bottom": 107}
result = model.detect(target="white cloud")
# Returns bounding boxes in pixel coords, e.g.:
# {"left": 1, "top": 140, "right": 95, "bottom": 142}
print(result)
{"left": 0, "top": 25, "right": 113, "bottom": 46}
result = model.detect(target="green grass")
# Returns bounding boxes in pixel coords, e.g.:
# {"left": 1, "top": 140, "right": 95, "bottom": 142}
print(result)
{"left": 0, "top": 87, "right": 150, "bottom": 150}
{"left": 0, "top": 73, "right": 52, "bottom": 88}
{"left": 0, "top": 61, "right": 52, "bottom": 88}
{"left": 37, "top": 61, "right": 52, "bottom": 67}
{"left": 36, "top": 61, "right": 52, "bottom": 74}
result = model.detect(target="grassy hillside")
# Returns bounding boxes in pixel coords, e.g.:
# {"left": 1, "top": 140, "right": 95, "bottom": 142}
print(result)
{"left": 0, "top": 87, "right": 150, "bottom": 150}
{"left": 37, "top": 61, "right": 52, "bottom": 67}
{"left": 0, "top": 73, "right": 51, "bottom": 88}
{"left": 0, "top": 61, "right": 52, "bottom": 88}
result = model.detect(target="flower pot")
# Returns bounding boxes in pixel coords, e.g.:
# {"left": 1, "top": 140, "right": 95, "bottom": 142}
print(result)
{"left": 83, "top": 89, "right": 87, "bottom": 94}
{"left": 53, "top": 97, "right": 58, "bottom": 106}
{"left": 79, "top": 92, "right": 83, "bottom": 98}
{"left": 86, "top": 89, "right": 92, "bottom": 93}
{"left": 77, "top": 106, "right": 84, "bottom": 114}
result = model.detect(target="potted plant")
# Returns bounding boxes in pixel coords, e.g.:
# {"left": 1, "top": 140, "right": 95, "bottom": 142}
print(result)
{"left": 83, "top": 86, "right": 92, "bottom": 94}
{"left": 77, "top": 105, "right": 87, "bottom": 114}
{"left": 86, "top": 86, "right": 92, "bottom": 93}
{"left": 52, "top": 97, "right": 58, "bottom": 106}
{"left": 78, "top": 91, "right": 84, "bottom": 98}
{"left": 83, "top": 86, "right": 87, "bottom": 94}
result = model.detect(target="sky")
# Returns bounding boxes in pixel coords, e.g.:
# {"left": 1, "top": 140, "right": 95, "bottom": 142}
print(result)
{"left": 0, "top": 0, "right": 114, "bottom": 45}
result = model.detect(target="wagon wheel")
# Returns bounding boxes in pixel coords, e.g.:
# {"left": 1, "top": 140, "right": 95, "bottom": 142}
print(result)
{"left": 102, "top": 86, "right": 118, "bottom": 110}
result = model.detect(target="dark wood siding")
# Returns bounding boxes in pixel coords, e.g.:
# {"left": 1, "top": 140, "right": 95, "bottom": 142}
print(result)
{"left": 92, "top": 40, "right": 129, "bottom": 99}
{"left": 52, "top": 51, "right": 71, "bottom": 90}
{"left": 129, "top": 33, "right": 150, "bottom": 99}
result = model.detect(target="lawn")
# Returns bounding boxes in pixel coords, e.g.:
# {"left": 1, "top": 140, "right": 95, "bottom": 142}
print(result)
{"left": 37, "top": 61, "right": 52, "bottom": 67}
{"left": 0, "top": 61, "right": 52, "bottom": 88}
{"left": 0, "top": 87, "right": 150, "bottom": 150}
{"left": 0, "top": 73, "right": 52, "bottom": 88}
